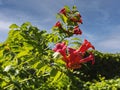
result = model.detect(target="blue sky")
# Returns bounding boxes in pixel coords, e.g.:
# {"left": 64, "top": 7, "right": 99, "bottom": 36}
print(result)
{"left": 0, "top": 0, "right": 120, "bottom": 53}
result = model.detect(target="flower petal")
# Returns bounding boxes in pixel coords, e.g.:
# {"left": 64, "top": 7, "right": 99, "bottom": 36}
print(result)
{"left": 79, "top": 53, "right": 95, "bottom": 64}
{"left": 78, "top": 39, "right": 95, "bottom": 53}
{"left": 53, "top": 42, "right": 67, "bottom": 57}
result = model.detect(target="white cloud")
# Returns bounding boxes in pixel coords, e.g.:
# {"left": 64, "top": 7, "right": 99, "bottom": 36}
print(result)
{"left": 95, "top": 25, "right": 120, "bottom": 53}
{"left": 98, "top": 36, "right": 120, "bottom": 49}
{"left": 0, "top": 12, "right": 18, "bottom": 31}
{"left": 0, "top": 21, "right": 11, "bottom": 31}
{"left": 80, "top": 23, "right": 120, "bottom": 53}
{"left": 96, "top": 37, "right": 120, "bottom": 53}
{"left": 0, "top": 19, "right": 12, "bottom": 42}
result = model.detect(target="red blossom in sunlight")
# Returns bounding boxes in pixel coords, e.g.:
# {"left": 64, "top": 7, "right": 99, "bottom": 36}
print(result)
{"left": 77, "top": 13, "right": 81, "bottom": 17}
{"left": 73, "top": 26, "right": 82, "bottom": 35}
{"left": 78, "top": 18, "right": 83, "bottom": 24}
{"left": 65, "top": 48, "right": 83, "bottom": 69}
{"left": 53, "top": 42, "right": 67, "bottom": 58}
{"left": 65, "top": 48, "right": 94, "bottom": 69}
{"left": 53, "top": 41, "right": 95, "bottom": 70}
{"left": 54, "top": 21, "right": 62, "bottom": 28}
{"left": 68, "top": 47, "right": 76, "bottom": 54}
{"left": 78, "top": 39, "right": 95, "bottom": 54}
{"left": 70, "top": 17, "right": 77, "bottom": 22}
{"left": 70, "top": 17, "right": 83, "bottom": 24}
{"left": 70, "top": 13, "right": 83, "bottom": 24}
{"left": 59, "top": 8, "right": 66, "bottom": 16}
{"left": 79, "top": 53, "right": 95, "bottom": 65}
{"left": 77, "top": 14, "right": 83, "bottom": 24}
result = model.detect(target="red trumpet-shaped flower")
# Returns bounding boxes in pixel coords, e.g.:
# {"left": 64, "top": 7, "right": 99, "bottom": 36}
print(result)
{"left": 59, "top": 8, "right": 66, "bottom": 16}
{"left": 53, "top": 42, "right": 67, "bottom": 58}
{"left": 78, "top": 39, "right": 95, "bottom": 54}
{"left": 70, "top": 13, "right": 83, "bottom": 24}
{"left": 77, "top": 13, "right": 83, "bottom": 24}
{"left": 63, "top": 48, "right": 94, "bottom": 69}
{"left": 78, "top": 18, "right": 83, "bottom": 24}
{"left": 65, "top": 48, "right": 83, "bottom": 69}
{"left": 73, "top": 26, "right": 82, "bottom": 35}
{"left": 78, "top": 53, "right": 95, "bottom": 65}
{"left": 54, "top": 21, "right": 62, "bottom": 28}
{"left": 53, "top": 40, "right": 95, "bottom": 70}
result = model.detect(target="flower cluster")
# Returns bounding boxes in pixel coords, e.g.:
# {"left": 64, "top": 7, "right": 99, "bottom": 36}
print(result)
{"left": 59, "top": 7, "right": 83, "bottom": 24}
{"left": 53, "top": 6, "right": 83, "bottom": 37}
{"left": 52, "top": 6, "right": 95, "bottom": 70}
{"left": 53, "top": 39, "right": 95, "bottom": 69}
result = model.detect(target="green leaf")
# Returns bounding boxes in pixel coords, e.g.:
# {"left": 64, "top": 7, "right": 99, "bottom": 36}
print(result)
{"left": 37, "top": 65, "right": 48, "bottom": 75}
{"left": 61, "top": 14, "right": 68, "bottom": 23}
{"left": 32, "top": 62, "right": 41, "bottom": 69}
{"left": 51, "top": 71, "right": 62, "bottom": 83}
{"left": 21, "top": 22, "right": 31, "bottom": 27}
{"left": 9, "top": 24, "right": 19, "bottom": 29}
{"left": 1, "top": 81, "right": 7, "bottom": 88}
{"left": 64, "top": 5, "right": 70, "bottom": 12}
{"left": 16, "top": 50, "right": 29, "bottom": 58}
{"left": 72, "top": 5, "right": 77, "bottom": 11}
{"left": 50, "top": 68, "right": 58, "bottom": 77}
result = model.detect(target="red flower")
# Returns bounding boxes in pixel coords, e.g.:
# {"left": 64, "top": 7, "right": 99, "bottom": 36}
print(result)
{"left": 63, "top": 48, "right": 94, "bottom": 69}
{"left": 78, "top": 39, "right": 95, "bottom": 54}
{"left": 77, "top": 13, "right": 81, "bottom": 18}
{"left": 77, "top": 14, "right": 83, "bottom": 24}
{"left": 53, "top": 42, "right": 67, "bottom": 58}
{"left": 70, "top": 17, "right": 77, "bottom": 22}
{"left": 73, "top": 26, "right": 82, "bottom": 35}
{"left": 78, "top": 18, "right": 83, "bottom": 24}
{"left": 70, "top": 13, "right": 83, "bottom": 24}
{"left": 54, "top": 21, "right": 62, "bottom": 28}
{"left": 59, "top": 8, "right": 66, "bottom": 16}
{"left": 68, "top": 47, "right": 76, "bottom": 54}
{"left": 79, "top": 53, "right": 95, "bottom": 65}
{"left": 53, "top": 40, "right": 95, "bottom": 70}
{"left": 66, "top": 49, "right": 83, "bottom": 69}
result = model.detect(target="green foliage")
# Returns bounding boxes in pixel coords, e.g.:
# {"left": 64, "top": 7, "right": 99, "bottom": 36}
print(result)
{"left": 1, "top": 22, "right": 120, "bottom": 90}
{"left": 0, "top": 5, "right": 120, "bottom": 90}
{"left": 52, "top": 5, "right": 82, "bottom": 38}
{"left": 80, "top": 51, "right": 120, "bottom": 90}
{"left": 85, "top": 78, "right": 120, "bottom": 90}
{"left": 0, "top": 22, "right": 68, "bottom": 90}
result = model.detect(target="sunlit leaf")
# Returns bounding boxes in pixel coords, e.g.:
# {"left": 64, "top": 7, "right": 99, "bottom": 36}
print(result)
{"left": 9, "top": 24, "right": 19, "bottom": 29}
